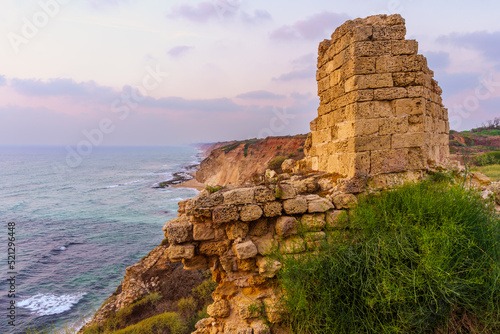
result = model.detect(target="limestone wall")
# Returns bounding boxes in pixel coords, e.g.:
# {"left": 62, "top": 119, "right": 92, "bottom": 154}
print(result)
{"left": 304, "top": 14, "right": 449, "bottom": 178}
{"left": 164, "top": 173, "right": 355, "bottom": 334}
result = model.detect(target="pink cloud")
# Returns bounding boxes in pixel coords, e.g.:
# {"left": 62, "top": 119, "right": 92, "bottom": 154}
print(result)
{"left": 270, "top": 11, "right": 350, "bottom": 41}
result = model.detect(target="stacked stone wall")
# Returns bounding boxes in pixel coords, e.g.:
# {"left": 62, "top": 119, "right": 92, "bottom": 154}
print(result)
{"left": 304, "top": 14, "right": 449, "bottom": 179}
{"left": 164, "top": 173, "right": 355, "bottom": 334}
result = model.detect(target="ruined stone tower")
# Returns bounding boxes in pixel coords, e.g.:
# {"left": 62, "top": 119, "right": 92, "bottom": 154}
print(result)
{"left": 304, "top": 14, "right": 449, "bottom": 179}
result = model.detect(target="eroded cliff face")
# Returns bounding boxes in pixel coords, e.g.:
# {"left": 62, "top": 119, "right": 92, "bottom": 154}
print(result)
{"left": 81, "top": 243, "right": 207, "bottom": 332}
{"left": 195, "top": 136, "right": 306, "bottom": 187}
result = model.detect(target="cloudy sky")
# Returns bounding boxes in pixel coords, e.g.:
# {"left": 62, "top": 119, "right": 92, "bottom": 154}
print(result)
{"left": 1, "top": 0, "right": 499, "bottom": 146}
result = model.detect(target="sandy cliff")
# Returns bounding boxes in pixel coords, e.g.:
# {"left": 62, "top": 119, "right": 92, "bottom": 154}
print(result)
{"left": 195, "top": 135, "right": 306, "bottom": 186}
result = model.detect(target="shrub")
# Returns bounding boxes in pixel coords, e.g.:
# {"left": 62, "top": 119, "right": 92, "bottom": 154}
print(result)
{"left": 177, "top": 297, "right": 197, "bottom": 316}
{"left": 473, "top": 151, "right": 500, "bottom": 166}
{"left": 113, "top": 312, "right": 186, "bottom": 334}
{"left": 277, "top": 181, "right": 500, "bottom": 333}
{"left": 206, "top": 185, "right": 221, "bottom": 193}
{"left": 192, "top": 277, "right": 217, "bottom": 304}
{"left": 267, "top": 156, "right": 287, "bottom": 171}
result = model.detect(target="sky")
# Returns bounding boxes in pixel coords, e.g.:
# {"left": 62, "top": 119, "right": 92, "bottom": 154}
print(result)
{"left": 1, "top": 0, "right": 500, "bottom": 147}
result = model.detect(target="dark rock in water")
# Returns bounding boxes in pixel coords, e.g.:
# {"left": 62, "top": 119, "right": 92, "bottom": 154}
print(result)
{"left": 153, "top": 172, "right": 194, "bottom": 188}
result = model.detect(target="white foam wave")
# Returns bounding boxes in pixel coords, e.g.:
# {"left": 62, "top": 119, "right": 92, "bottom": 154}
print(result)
{"left": 123, "top": 179, "right": 144, "bottom": 185}
{"left": 18, "top": 292, "right": 87, "bottom": 316}
{"left": 170, "top": 197, "right": 186, "bottom": 201}
{"left": 104, "top": 179, "right": 144, "bottom": 189}
{"left": 58, "top": 246, "right": 67, "bottom": 251}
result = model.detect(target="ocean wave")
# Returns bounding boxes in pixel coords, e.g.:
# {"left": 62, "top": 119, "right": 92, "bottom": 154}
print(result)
{"left": 104, "top": 179, "right": 144, "bottom": 189}
{"left": 18, "top": 292, "right": 87, "bottom": 316}
{"left": 170, "top": 197, "right": 187, "bottom": 201}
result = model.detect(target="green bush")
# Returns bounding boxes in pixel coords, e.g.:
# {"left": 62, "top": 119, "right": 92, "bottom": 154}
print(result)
{"left": 277, "top": 181, "right": 500, "bottom": 333}
{"left": 267, "top": 156, "right": 287, "bottom": 171}
{"left": 192, "top": 277, "right": 217, "bottom": 303}
{"left": 113, "top": 312, "right": 186, "bottom": 334}
{"left": 206, "top": 185, "right": 221, "bottom": 193}
{"left": 474, "top": 151, "right": 500, "bottom": 166}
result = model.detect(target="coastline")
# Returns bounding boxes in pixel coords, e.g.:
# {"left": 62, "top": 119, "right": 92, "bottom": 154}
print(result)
{"left": 172, "top": 172, "right": 205, "bottom": 191}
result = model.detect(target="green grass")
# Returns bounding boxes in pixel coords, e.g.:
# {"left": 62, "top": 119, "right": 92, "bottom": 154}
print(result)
{"left": 473, "top": 164, "right": 500, "bottom": 181}
{"left": 113, "top": 312, "right": 186, "bottom": 334}
{"left": 276, "top": 180, "right": 500, "bottom": 333}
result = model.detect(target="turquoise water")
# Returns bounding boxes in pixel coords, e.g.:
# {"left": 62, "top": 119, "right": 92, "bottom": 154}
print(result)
{"left": 0, "top": 146, "right": 200, "bottom": 333}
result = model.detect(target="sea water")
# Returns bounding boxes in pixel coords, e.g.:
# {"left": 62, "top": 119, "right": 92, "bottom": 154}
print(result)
{"left": 0, "top": 146, "right": 201, "bottom": 333}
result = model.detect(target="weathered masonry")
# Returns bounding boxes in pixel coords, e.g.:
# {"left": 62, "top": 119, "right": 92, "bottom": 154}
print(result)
{"left": 304, "top": 14, "right": 449, "bottom": 179}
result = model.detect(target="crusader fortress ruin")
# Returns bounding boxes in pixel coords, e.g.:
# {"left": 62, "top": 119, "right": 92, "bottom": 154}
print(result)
{"left": 170, "top": 14, "right": 450, "bottom": 334}
{"left": 303, "top": 14, "right": 449, "bottom": 182}
{"left": 85, "top": 14, "right": 453, "bottom": 334}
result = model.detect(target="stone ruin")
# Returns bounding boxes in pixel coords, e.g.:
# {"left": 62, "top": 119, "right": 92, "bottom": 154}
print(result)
{"left": 160, "top": 14, "right": 450, "bottom": 334}
{"left": 303, "top": 14, "right": 449, "bottom": 183}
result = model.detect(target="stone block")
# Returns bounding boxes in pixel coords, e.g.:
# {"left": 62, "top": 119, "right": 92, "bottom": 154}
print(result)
{"left": 263, "top": 201, "right": 282, "bottom": 217}
{"left": 301, "top": 213, "right": 327, "bottom": 231}
{"left": 237, "top": 258, "right": 256, "bottom": 271}
{"left": 240, "top": 204, "right": 263, "bottom": 222}
{"left": 318, "top": 76, "right": 330, "bottom": 93}
{"left": 398, "top": 54, "right": 428, "bottom": 72}
{"left": 354, "top": 135, "right": 391, "bottom": 151}
{"left": 392, "top": 72, "right": 416, "bottom": 87}
{"left": 378, "top": 116, "right": 409, "bottom": 135}
{"left": 248, "top": 218, "right": 269, "bottom": 236}
{"left": 371, "top": 149, "right": 409, "bottom": 174}
{"left": 254, "top": 186, "right": 275, "bottom": 202}
{"left": 233, "top": 240, "right": 258, "bottom": 259}
{"left": 407, "top": 86, "right": 431, "bottom": 99}
{"left": 275, "top": 216, "right": 298, "bottom": 238}
{"left": 256, "top": 257, "right": 282, "bottom": 278}
{"left": 226, "top": 222, "right": 249, "bottom": 240}
{"left": 352, "top": 25, "right": 373, "bottom": 41}
{"left": 308, "top": 198, "right": 334, "bottom": 213}
{"left": 207, "top": 300, "right": 230, "bottom": 318}
{"left": 254, "top": 236, "right": 278, "bottom": 256}
{"left": 277, "top": 183, "right": 297, "bottom": 199}
{"left": 283, "top": 197, "right": 308, "bottom": 214}
{"left": 392, "top": 133, "right": 426, "bottom": 148}
{"left": 168, "top": 244, "right": 195, "bottom": 261}
{"left": 281, "top": 159, "right": 296, "bottom": 173}
{"left": 352, "top": 40, "right": 391, "bottom": 56}
{"left": 376, "top": 55, "right": 402, "bottom": 73}
{"left": 325, "top": 210, "right": 345, "bottom": 229}
{"left": 394, "top": 97, "right": 425, "bottom": 116}
{"left": 408, "top": 147, "right": 426, "bottom": 170}
{"left": 212, "top": 205, "right": 239, "bottom": 224}
{"left": 372, "top": 25, "right": 406, "bottom": 40}
{"left": 331, "top": 193, "right": 358, "bottom": 209}
{"left": 374, "top": 87, "right": 407, "bottom": 100}
{"left": 344, "top": 73, "right": 393, "bottom": 92}
{"left": 223, "top": 188, "right": 255, "bottom": 205}
{"left": 391, "top": 39, "right": 418, "bottom": 55}
{"left": 355, "top": 118, "right": 379, "bottom": 136}
{"left": 343, "top": 57, "right": 377, "bottom": 77}
{"left": 193, "top": 223, "right": 215, "bottom": 241}
{"left": 280, "top": 236, "right": 306, "bottom": 254}
{"left": 199, "top": 240, "right": 231, "bottom": 256}
{"left": 346, "top": 100, "right": 393, "bottom": 119}
{"left": 164, "top": 218, "right": 193, "bottom": 244}
{"left": 310, "top": 118, "right": 318, "bottom": 131}
{"left": 336, "top": 121, "right": 356, "bottom": 138}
